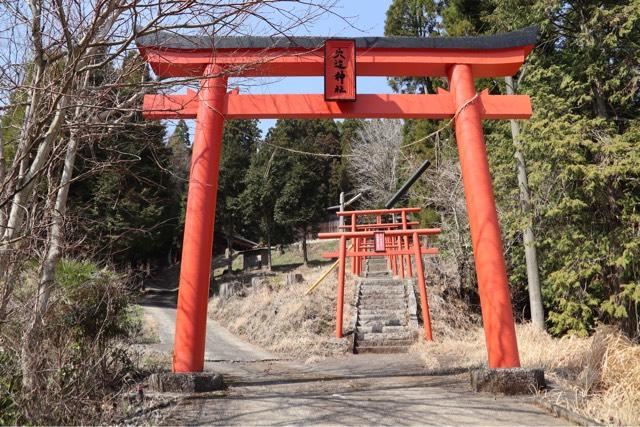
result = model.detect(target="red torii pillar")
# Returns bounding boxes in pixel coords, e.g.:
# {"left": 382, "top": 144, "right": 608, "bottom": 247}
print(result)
{"left": 449, "top": 64, "right": 520, "bottom": 368}
{"left": 138, "top": 27, "right": 537, "bottom": 372}
{"left": 172, "top": 66, "right": 227, "bottom": 372}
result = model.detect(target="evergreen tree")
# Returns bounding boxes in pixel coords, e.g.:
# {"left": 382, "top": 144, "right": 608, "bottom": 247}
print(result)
{"left": 335, "top": 119, "right": 363, "bottom": 198}
{"left": 167, "top": 119, "right": 191, "bottom": 261}
{"left": 68, "top": 117, "right": 179, "bottom": 267}
{"left": 270, "top": 119, "right": 340, "bottom": 265}
{"left": 67, "top": 54, "right": 182, "bottom": 268}
{"left": 241, "top": 140, "right": 289, "bottom": 269}
{"left": 384, "top": 0, "right": 447, "bottom": 227}
{"left": 242, "top": 119, "right": 341, "bottom": 266}
{"left": 214, "top": 120, "right": 261, "bottom": 272}
{"left": 385, "top": 0, "right": 441, "bottom": 94}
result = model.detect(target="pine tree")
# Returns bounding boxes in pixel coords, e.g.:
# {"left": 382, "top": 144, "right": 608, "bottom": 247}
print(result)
{"left": 270, "top": 120, "right": 340, "bottom": 265}
{"left": 215, "top": 120, "right": 261, "bottom": 273}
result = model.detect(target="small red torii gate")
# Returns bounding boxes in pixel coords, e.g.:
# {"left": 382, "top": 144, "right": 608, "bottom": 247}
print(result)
{"left": 137, "top": 27, "right": 537, "bottom": 373}
{"left": 319, "top": 207, "right": 441, "bottom": 341}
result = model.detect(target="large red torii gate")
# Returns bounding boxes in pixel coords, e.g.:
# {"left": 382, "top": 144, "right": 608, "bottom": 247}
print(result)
{"left": 137, "top": 27, "right": 537, "bottom": 373}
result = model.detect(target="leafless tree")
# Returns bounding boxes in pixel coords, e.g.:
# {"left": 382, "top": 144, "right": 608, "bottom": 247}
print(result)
{"left": 348, "top": 119, "right": 405, "bottom": 208}
{"left": 406, "top": 132, "right": 476, "bottom": 293}
{"left": 0, "top": 0, "right": 339, "bottom": 420}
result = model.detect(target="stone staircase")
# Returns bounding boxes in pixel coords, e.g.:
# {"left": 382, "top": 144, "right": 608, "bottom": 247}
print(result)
{"left": 353, "top": 257, "right": 418, "bottom": 354}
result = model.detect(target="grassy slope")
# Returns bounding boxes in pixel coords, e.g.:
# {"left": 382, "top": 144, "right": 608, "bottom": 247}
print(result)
{"left": 209, "top": 240, "right": 356, "bottom": 360}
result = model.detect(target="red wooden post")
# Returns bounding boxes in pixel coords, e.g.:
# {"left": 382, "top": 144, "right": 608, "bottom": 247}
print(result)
{"left": 397, "top": 236, "right": 405, "bottom": 279}
{"left": 358, "top": 237, "right": 364, "bottom": 275}
{"left": 402, "top": 210, "right": 413, "bottom": 277}
{"left": 412, "top": 232, "right": 433, "bottom": 341}
{"left": 448, "top": 64, "right": 520, "bottom": 368}
{"left": 389, "top": 236, "right": 396, "bottom": 276}
{"left": 351, "top": 213, "right": 357, "bottom": 274}
{"left": 173, "top": 67, "right": 227, "bottom": 372}
{"left": 336, "top": 235, "right": 347, "bottom": 338}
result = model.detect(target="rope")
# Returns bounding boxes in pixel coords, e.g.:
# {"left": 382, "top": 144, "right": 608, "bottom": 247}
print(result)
{"left": 263, "top": 92, "right": 481, "bottom": 157}
{"left": 400, "top": 92, "right": 480, "bottom": 149}
{"left": 263, "top": 141, "right": 357, "bottom": 158}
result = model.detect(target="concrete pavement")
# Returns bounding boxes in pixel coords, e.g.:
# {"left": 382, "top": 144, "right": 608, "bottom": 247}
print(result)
{"left": 138, "top": 285, "right": 568, "bottom": 426}
{"left": 157, "top": 355, "right": 569, "bottom": 426}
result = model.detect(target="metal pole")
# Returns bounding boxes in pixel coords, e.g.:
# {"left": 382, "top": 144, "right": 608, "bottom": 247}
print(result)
{"left": 384, "top": 159, "right": 431, "bottom": 209}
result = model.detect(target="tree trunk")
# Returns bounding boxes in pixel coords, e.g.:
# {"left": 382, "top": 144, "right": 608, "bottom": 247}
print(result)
{"left": 0, "top": 129, "right": 6, "bottom": 230}
{"left": 266, "top": 217, "right": 273, "bottom": 271}
{"left": 301, "top": 227, "right": 308, "bottom": 266}
{"left": 590, "top": 80, "right": 609, "bottom": 119}
{"left": 226, "top": 234, "right": 233, "bottom": 274}
{"left": 2, "top": 94, "right": 69, "bottom": 243}
{"left": 505, "top": 76, "right": 545, "bottom": 330}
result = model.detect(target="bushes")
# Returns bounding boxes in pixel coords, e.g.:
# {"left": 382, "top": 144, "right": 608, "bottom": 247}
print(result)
{"left": 0, "top": 259, "right": 141, "bottom": 425}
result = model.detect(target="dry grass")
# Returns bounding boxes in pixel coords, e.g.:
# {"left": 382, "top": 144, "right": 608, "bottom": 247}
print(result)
{"left": 411, "top": 323, "right": 640, "bottom": 425}
{"left": 209, "top": 261, "right": 355, "bottom": 361}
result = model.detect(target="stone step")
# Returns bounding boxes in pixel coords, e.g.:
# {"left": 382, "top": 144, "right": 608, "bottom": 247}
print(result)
{"left": 359, "top": 292, "right": 405, "bottom": 298}
{"left": 360, "top": 281, "right": 404, "bottom": 291}
{"left": 360, "top": 294, "right": 405, "bottom": 301}
{"left": 359, "top": 304, "right": 406, "bottom": 312}
{"left": 360, "top": 296, "right": 405, "bottom": 302}
{"left": 359, "top": 302, "right": 405, "bottom": 309}
{"left": 357, "top": 317, "right": 404, "bottom": 326}
{"left": 368, "top": 262, "right": 388, "bottom": 267}
{"left": 356, "top": 341, "right": 415, "bottom": 351}
{"left": 361, "top": 280, "right": 405, "bottom": 287}
{"left": 356, "top": 346, "right": 410, "bottom": 354}
{"left": 357, "top": 331, "right": 413, "bottom": 341}
{"left": 368, "top": 259, "right": 388, "bottom": 265}
{"left": 358, "top": 321, "right": 404, "bottom": 329}
{"left": 357, "top": 325, "right": 409, "bottom": 334}
{"left": 358, "top": 314, "right": 407, "bottom": 326}
{"left": 359, "top": 309, "right": 406, "bottom": 316}
{"left": 360, "top": 295, "right": 405, "bottom": 299}
{"left": 365, "top": 270, "right": 391, "bottom": 277}
{"left": 357, "top": 313, "right": 405, "bottom": 321}
{"left": 359, "top": 296, "right": 405, "bottom": 308}
{"left": 361, "top": 286, "right": 404, "bottom": 292}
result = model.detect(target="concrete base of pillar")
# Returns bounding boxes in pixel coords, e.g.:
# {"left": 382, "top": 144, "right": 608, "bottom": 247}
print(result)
{"left": 148, "top": 372, "right": 225, "bottom": 393}
{"left": 470, "top": 367, "right": 545, "bottom": 395}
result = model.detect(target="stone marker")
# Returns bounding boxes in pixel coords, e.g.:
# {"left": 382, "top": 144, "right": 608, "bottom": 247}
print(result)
{"left": 148, "top": 372, "right": 225, "bottom": 393}
{"left": 470, "top": 368, "right": 545, "bottom": 394}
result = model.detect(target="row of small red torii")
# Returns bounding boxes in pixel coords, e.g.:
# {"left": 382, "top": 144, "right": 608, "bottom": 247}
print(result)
{"left": 318, "top": 207, "right": 440, "bottom": 341}
{"left": 136, "top": 27, "right": 539, "bottom": 373}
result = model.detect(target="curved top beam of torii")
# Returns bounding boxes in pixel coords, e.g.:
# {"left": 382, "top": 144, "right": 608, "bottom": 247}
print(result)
{"left": 136, "top": 26, "right": 537, "bottom": 79}
{"left": 137, "top": 27, "right": 537, "bottom": 121}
